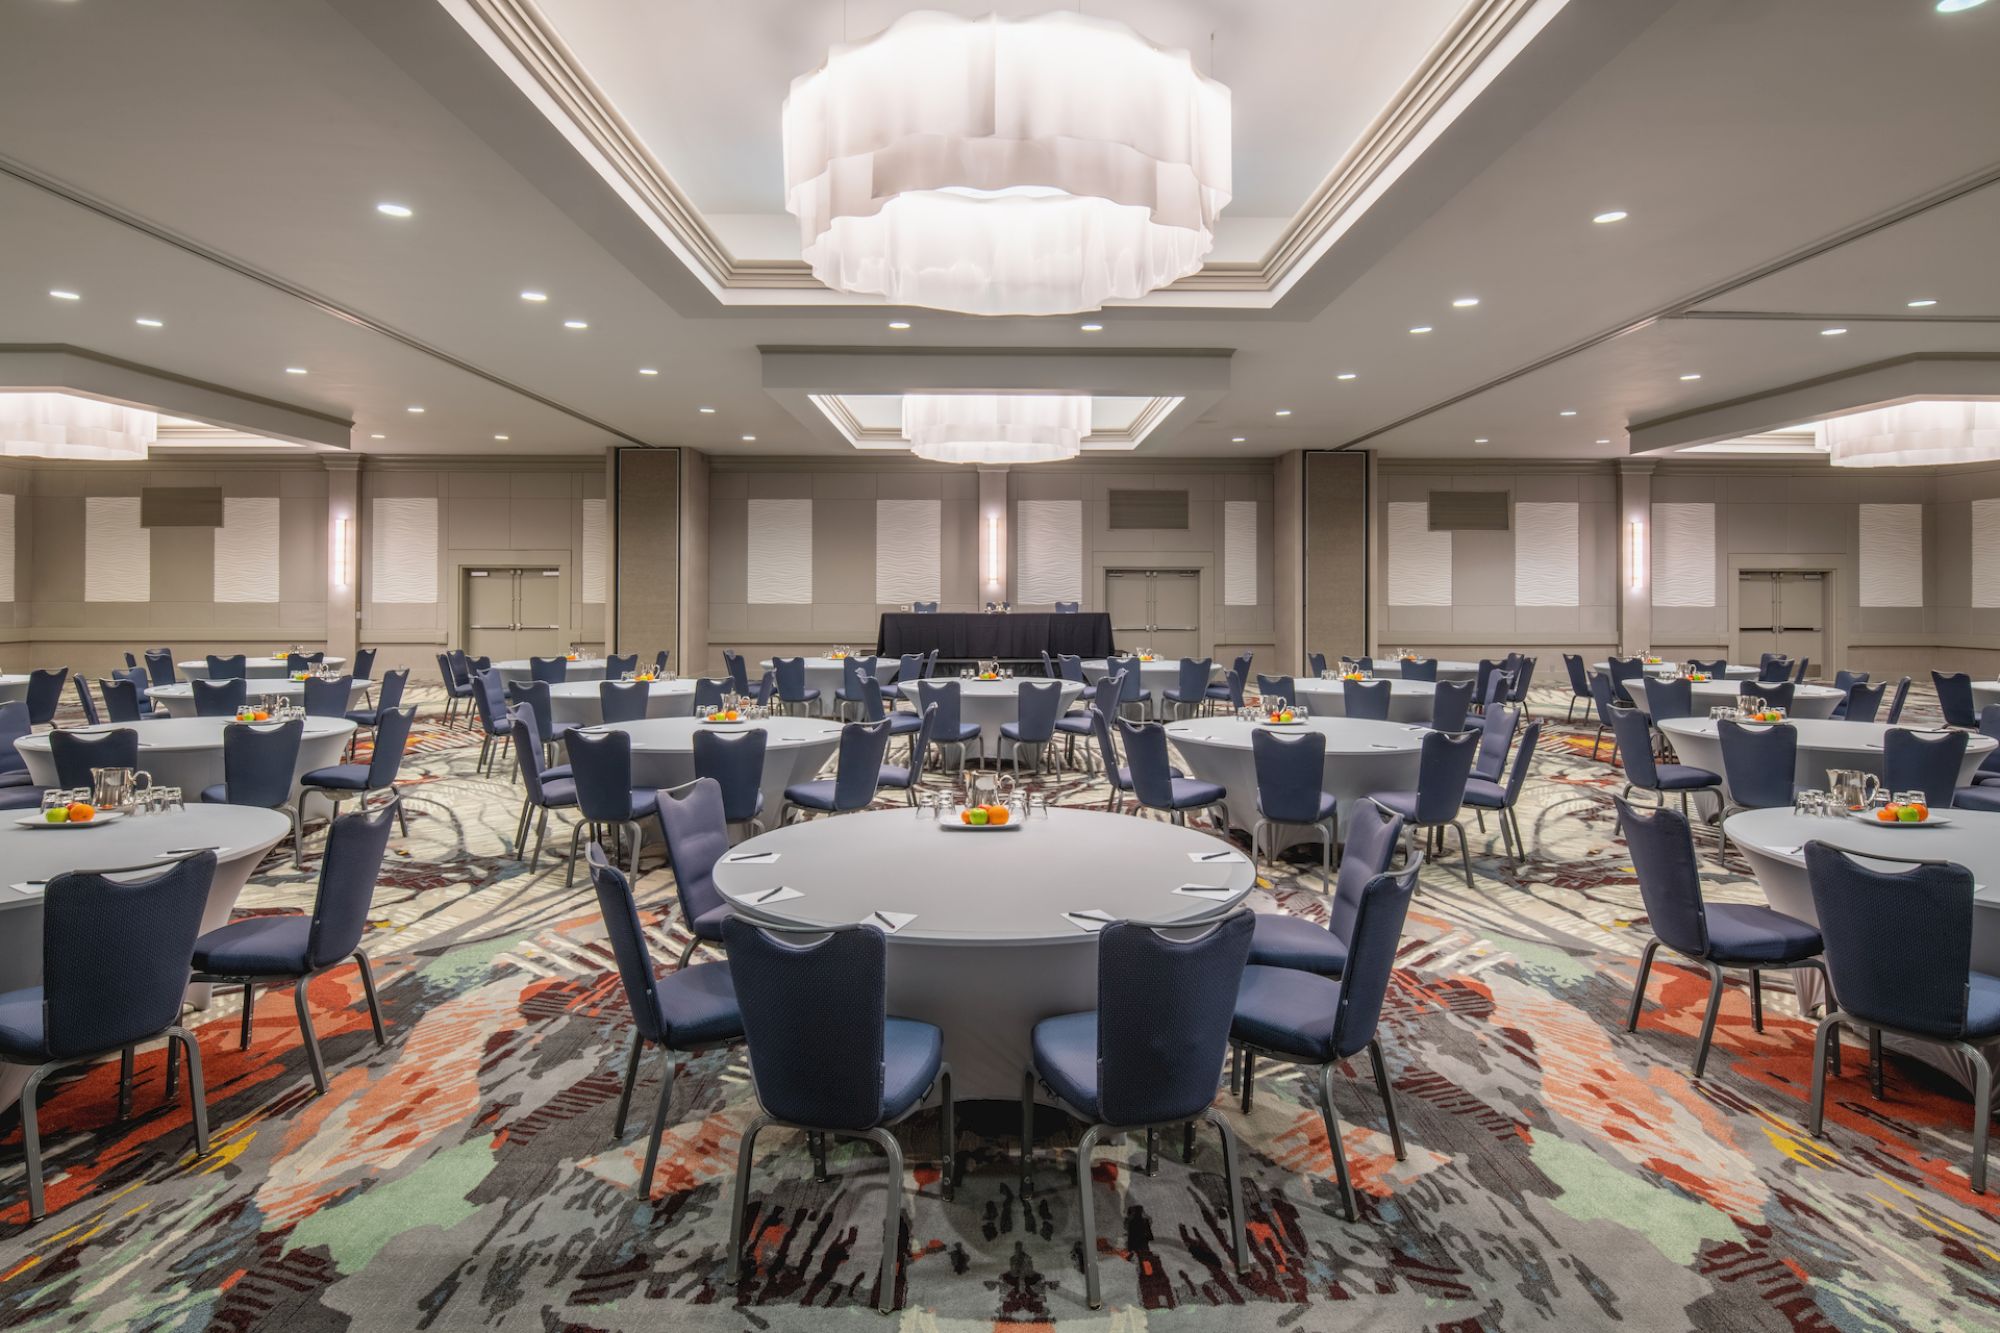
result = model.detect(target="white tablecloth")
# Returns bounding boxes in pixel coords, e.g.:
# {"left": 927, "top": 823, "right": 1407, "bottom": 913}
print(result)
{"left": 762, "top": 657, "right": 902, "bottom": 710}
{"left": 17, "top": 717, "right": 357, "bottom": 800}
{"left": 495, "top": 657, "right": 608, "bottom": 687}
{"left": 1291, "top": 678, "right": 1438, "bottom": 723}
{"left": 150, "top": 678, "right": 372, "bottom": 718}
{"left": 1972, "top": 682, "right": 2000, "bottom": 714}
{"left": 1593, "top": 661, "right": 1759, "bottom": 682}
{"left": 1164, "top": 716, "right": 1426, "bottom": 838}
{"left": 1367, "top": 658, "right": 1479, "bottom": 683}
{"left": 713, "top": 808, "right": 1252, "bottom": 1098}
{"left": 907, "top": 679, "right": 1085, "bottom": 755}
{"left": 548, "top": 680, "right": 697, "bottom": 727}
{"left": 176, "top": 656, "right": 348, "bottom": 682}
{"left": 0, "top": 675, "right": 29, "bottom": 706}
{"left": 1658, "top": 718, "right": 1995, "bottom": 804}
{"left": 577, "top": 716, "right": 845, "bottom": 825}
{"left": 1630, "top": 681, "right": 1844, "bottom": 720}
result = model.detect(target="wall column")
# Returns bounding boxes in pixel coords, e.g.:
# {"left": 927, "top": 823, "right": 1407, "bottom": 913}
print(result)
{"left": 978, "top": 465, "right": 1009, "bottom": 606}
{"left": 324, "top": 456, "right": 360, "bottom": 662}
{"left": 1617, "top": 458, "right": 1654, "bottom": 654}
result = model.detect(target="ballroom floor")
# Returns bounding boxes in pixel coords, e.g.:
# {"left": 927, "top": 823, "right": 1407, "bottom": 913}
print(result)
{"left": 0, "top": 684, "right": 1994, "bottom": 1331}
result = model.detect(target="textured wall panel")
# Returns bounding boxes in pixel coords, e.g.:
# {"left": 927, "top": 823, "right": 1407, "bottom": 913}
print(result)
{"left": 1858, "top": 503, "right": 1923, "bottom": 607}
{"left": 1514, "top": 501, "right": 1579, "bottom": 607}
{"left": 0, "top": 494, "right": 13, "bottom": 603}
{"left": 1017, "top": 499, "right": 1083, "bottom": 603}
{"left": 581, "top": 498, "right": 607, "bottom": 604}
{"left": 370, "top": 497, "right": 439, "bottom": 604}
{"left": 1224, "top": 500, "right": 1258, "bottom": 605}
{"left": 1303, "top": 453, "right": 1366, "bottom": 667}
{"left": 1975, "top": 500, "right": 2000, "bottom": 610}
{"left": 748, "top": 497, "right": 813, "bottom": 604}
{"left": 1386, "top": 501, "right": 1451, "bottom": 606}
{"left": 1651, "top": 502, "right": 1715, "bottom": 608}
{"left": 213, "top": 497, "right": 280, "bottom": 603}
{"left": 615, "top": 449, "right": 680, "bottom": 658}
{"left": 84, "top": 496, "right": 150, "bottom": 602}
{"left": 876, "top": 498, "right": 941, "bottom": 604}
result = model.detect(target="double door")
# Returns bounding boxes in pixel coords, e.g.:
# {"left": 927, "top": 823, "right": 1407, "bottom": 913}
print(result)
{"left": 464, "top": 567, "right": 563, "bottom": 662}
{"left": 1106, "top": 569, "right": 1201, "bottom": 660}
{"left": 1736, "top": 571, "right": 1826, "bottom": 668}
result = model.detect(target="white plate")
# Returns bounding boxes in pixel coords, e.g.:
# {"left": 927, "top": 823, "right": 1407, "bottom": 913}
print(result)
{"left": 939, "top": 817, "right": 1024, "bottom": 831}
{"left": 1847, "top": 811, "right": 1951, "bottom": 828}
{"left": 15, "top": 810, "right": 127, "bottom": 830}
{"left": 1258, "top": 719, "right": 1307, "bottom": 727}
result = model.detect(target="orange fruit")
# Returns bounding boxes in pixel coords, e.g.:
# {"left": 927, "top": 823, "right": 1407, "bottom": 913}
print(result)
{"left": 1911, "top": 803, "right": 1929, "bottom": 819}
{"left": 960, "top": 810, "right": 975, "bottom": 824}
{"left": 1876, "top": 807, "right": 1896, "bottom": 821}
{"left": 66, "top": 802, "right": 96, "bottom": 822}
{"left": 986, "top": 805, "right": 1010, "bottom": 826}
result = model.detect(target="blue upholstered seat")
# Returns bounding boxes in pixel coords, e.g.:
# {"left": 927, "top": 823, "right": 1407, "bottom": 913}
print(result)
{"left": 1233, "top": 965, "right": 1343, "bottom": 1060}
{"left": 1245, "top": 916, "right": 1348, "bottom": 975}
{"left": 644, "top": 963, "right": 745, "bottom": 1049}
{"left": 881, "top": 1017, "right": 946, "bottom": 1120}
{"left": 0, "top": 987, "right": 46, "bottom": 1060}
{"left": 300, "top": 762, "right": 370, "bottom": 790}
{"left": 1027, "top": 1010, "right": 1099, "bottom": 1119}
{"left": 1702, "top": 902, "right": 1827, "bottom": 964}
{"left": 1966, "top": 973, "right": 2000, "bottom": 1040}
{"left": 191, "top": 916, "right": 314, "bottom": 976}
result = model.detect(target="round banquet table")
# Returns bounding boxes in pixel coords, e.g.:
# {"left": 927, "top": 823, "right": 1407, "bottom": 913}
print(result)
{"left": 1292, "top": 677, "right": 1438, "bottom": 723}
{"left": 1594, "top": 660, "right": 1759, "bottom": 682}
{"left": 1630, "top": 681, "right": 1845, "bottom": 720}
{"left": 713, "top": 807, "right": 1254, "bottom": 1099}
{"left": 149, "top": 677, "right": 372, "bottom": 718}
{"left": 16, "top": 716, "right": 357, "bottom": 800}
{"left": 578, "top": 716, "right": 844, "bottom": 825}
{"left": 760, "top": 656, "right": 901, "bottom": 709}
{"left": 1973, "top": 681, "right": 2000, "bottom": 713}
{"left": 549, "top": 679, "right": 697, "bottom": 727}
{"left": 1723, "top": 806, "right": 2000, "bottom": 1090}
{"left": 1367, "top": 658, "right": 1479, "bottom": 683}
{"left": 0, "top": 804, "right": 292, "bottom": 1109}
{"left": 1164, "top": 716, "right": 1426, "bottom": 839}
{"left": 1657, "top": 718, "right": 1996, "bottom": 804}
{"left": 177, "top": 655, "right": 348, "bottom": 681}
{"left": 929, "top": 679, "right": 1085, "bottom": 753}
{"left": 1080, "top": 659, "right": 1223, "bottom": 718}
{"left": 495, "top": 657, "right": 607, "bottom": 687}
{"left": 0, "top": 674, "right": 28, "bottom": 706}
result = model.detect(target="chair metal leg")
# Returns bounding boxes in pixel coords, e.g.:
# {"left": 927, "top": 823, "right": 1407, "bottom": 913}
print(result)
{"left": 1368, "top": 1038, "right": 1407, "bottom": 1161}
{"left": 638, "top": 1048, "right": 678, "bottom": 1200}
{"left": 1808, "top": 1013, "right": 1842, "bottom": 1137}
{"left": 1749, "top": 968, "right": 1764, "bottom": 1034}
{"left": 565, "top": 820, "right": 586, "bottom": 887}
{"left": 865, "top": 1126, "right": 906, "bottom": 1314}
{"left": 809, "top": 1131, "right": 829, "bottom": 1182}
{"left": 294, "top": 980, "right": 329, "bottom": 1095}
{"left": 1449, "top": 821, "right": 1475, "bottom": 890}
{"left": 165, "top": 1032, "right": 180, "bottom": 1097}
{"left": 354, "top": 950, "right": 387, "bottom": 1045}
{"left": 117, "top": 1046, "right": 134, "bottom": 1120}
{"left": 1624, "top": 938, "right": 1661, "bottom": 1032}
{"left": 1208, "top": 1108, "right": 1251, "bottom": 1276}
{"left": 1869, "top": 1027, "right": 1884, "bottom": 1099}
{"left": 612, "top": 1030, "right": 644, "bottom": 1139}
{"left": 240, "top": 982, "right": 256, "bottom": 1049}
{"left": 1967, "top": 1043, "right": 1993, "bottom": 1194}
{"left": 1075, "top": 1123, "right": 1105, "bottom": 1309}
{"left": 1692, "top": 961, "right": 1726, "bottom": 1080}
{"left": 1019, "top": 1068, "right": 1036, "bottom": 1193}
{"left": 170, "top": 1026, "right": 211, "bottom": 1158}
{"left": 1145, "top": 1127, "right": 1158, "bottom": 1176}
{"left": 726, "top": 1114, "right": 771, "bottom": 1281}
{"left": 1240, "top": 1049, "right": 1256, "bottom": 1112}
{"left": 532, "top": 809, "right": 550, "bottom": 870}
{"left": 937, "top": 1065, "right": 955, "bottom": 1202}
{"left": 1318, "top": 1062, "right": 1358, "bottom": 1223}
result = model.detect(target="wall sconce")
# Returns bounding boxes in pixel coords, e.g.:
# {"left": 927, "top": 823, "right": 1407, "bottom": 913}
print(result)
{"left": 332, "top": 515, "right": 354, "bottom": 588}
{"left": 985, "top": 513, "right": 1001, "bottom": 588}
{"left": 1627, "top": 517, "right": 1646, "bottom": 594}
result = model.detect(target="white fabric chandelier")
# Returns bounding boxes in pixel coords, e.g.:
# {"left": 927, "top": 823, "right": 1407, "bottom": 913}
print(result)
{"left": 0, "top": 392, "right": 157, "bottom": 461}
{"left": 902, "top": 394, "right": 1091, "bottom": 464}
{"left": 1817, "top": 400, "right": 2000, "bottom": 468}
{"left": 782, "top": 10, "right": 1232, "bottom": 316}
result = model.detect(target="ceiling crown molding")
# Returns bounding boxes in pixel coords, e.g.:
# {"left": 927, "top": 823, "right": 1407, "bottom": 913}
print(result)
{"left": 446, "top": 0, "right": 1551, "bottom": 306}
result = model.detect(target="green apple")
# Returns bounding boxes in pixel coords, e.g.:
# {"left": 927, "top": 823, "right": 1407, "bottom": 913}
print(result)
{"left": 44, "top": 807, "right": 67, "bottom": 823}
{"left": 1898, "top": 805, "right": 1922, "bottom": 822}
{"left": 966, "top": 808, "right": 989, "bottom": 825}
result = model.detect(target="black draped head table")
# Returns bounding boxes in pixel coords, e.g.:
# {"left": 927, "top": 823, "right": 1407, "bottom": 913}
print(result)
{"left": 876, "top": 611, "right": 1115, "bottom": 661}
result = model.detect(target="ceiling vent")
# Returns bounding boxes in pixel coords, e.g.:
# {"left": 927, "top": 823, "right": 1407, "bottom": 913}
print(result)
{"left": 139, "top": 486, "right": 223, "bottom": 528}
{"left": 1427, "top": 491, "right": 1510, "bottom": 532}
{"left": 1108, "top": 489, "right": 1190, "bottom": 530}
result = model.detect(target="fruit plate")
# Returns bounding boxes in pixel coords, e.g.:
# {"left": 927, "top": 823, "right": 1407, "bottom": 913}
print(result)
{"left": 940, "top": 818, "right": 1023, "bottom": 832}
{"left": 702, "top": 717, "right": 746, "bottom": 725}
{"left": 1259, "top": 718, "right": 1306, "bottom": 727}
{"left": 1849, "top": 811, "right": 1950, "bottom": 828}
{"left": 16, "top": 811, "right": 126, "bottom": 830}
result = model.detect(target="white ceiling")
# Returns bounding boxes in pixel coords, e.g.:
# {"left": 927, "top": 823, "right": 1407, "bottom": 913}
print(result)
{"left": 0, "top": 0, "right": 1996, "bottom": 464}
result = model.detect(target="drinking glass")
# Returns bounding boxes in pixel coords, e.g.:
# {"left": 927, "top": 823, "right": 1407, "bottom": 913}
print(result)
{"left": 1896, "top": 789, "right": 1927, "bottom": 809}
{"left": 1294, "top": 700, "right": 1310, "bottom": 720}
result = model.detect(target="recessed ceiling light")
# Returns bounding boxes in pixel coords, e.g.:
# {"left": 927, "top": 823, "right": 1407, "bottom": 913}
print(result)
{"left": 48, "top": 289, "right": 80, "bottom": 301}
{"left": 407, "top": 406, "right": 425, "bottom": 414}
{"left": 1274, "top": 409, "right": 1292, "bottom": 417}
{"left": 285, "top": 367, "right": 308, "bottom": 375}
{"left": 1231, "top": 436, "right": 1246, "bottom": 443}
{"left": 1473, "top": 437, "right": 1489, "bottom": 444}
{"left": 1596, "top": 438, "right": 1612, "bottom": 445}
{"left": 888, "top": 321, "right": 912, "bottom": 330}
{"left": 698, "top": 406, "right": 716, "bottom": 414}
{"left": 1079, "top": 323, "right": 1103, "bottom": 332}
{"left": 1559, "top": 409, "right": 1577, "bottom": 417}
{"left": 563, "top": 320, "right": 588, "bottom": 330}
{"left": 1592, "top": 210, "right": 1628, "bottom": 224}
{"left": 1336, "top": 372, "right": 1357, "bottom": 381}
{"left": 1937, "top": 0, "right": 1988, "bottom": 13}
{"left": 375, "top": 202, "right": 413, "bottom": 218}
{"left": 741, "top": 434, "right": 757, "bottom": 442}
{"left": 519, "top": 290, "right": 548, "bottom": 302}
{"left": 638, "top": 368, "right": 659, "bottom": 376}
{"left": 1451, "top": 297, "right": 1480, "bottom": 308}
{"left": 494, "top": 434, "right": 510, "bottom": 441}
{"left": 1409, "top": 325, "right": 1433, "bottom": 334}
{"left": 1820, "top": 327, "right": 1847, "bottom": 336}
{"left": 1907, "top": 299, "right": 1937, "bottom": 308}
{"left": 1679, "top": 373, "right": 1702, "bottom": 381}
{"left": 134, "top": 317, "right": 163, "bottom": 328}
{"left": 369, "top": 433, "right": 385, "bottom": 440}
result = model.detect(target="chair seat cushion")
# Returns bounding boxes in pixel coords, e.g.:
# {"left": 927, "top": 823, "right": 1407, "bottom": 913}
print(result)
{"left": 1703, "top": 902, "right": 1823, "bottom": 965}
{"left": 192, "top": 916, "right": 313, "bottom": 977}
{"left": 1053, "top": 715, "right": 1095, "bottom": 735}
{"left": 1461, "top": 777, "right": 1507, "bottom": 809}
{"left": 0, "top": 986, "right": 46, "bottom": 1061}
{"left": 877, "top": 764, "right": 917, "bottom": 789}
{"left": 0, "top": 770, "right": 32, "bottom": 788}
{"left": 625, "top": 789, "right": 661, "bottom": 821}
{"left": 1233, "top": 965, "right": 1343, "bottom": 1063}
{"left": 301, "top": 763, "right": 371, "bottom": 791}
{"left": 1975, "top": 771, "right": 2000, "bottom": 786}
{"left": 1030, "top": 1010, "right": 1100, "bottom": 1120}
{"left": 1247, "top": 914, "right": 1347, "bottom": 976}
{"left": 1204, "top": 684, "right": 1234, "bottom": 699}
{"left": 886, "top": 714, "right": 921, "bottom": 735}
{"left": 1166, "top": 777, "right": 1226, "bottom": 810}
{"left": 691, "top": 903, "right": 732, "bottom": 943}
{"left": 537, "top": 777, "right": 579, "bottom": 807}
{"left": 939, "top": 724, "right": 981, "bottom": 743}
{"left": 784, "top": 780, "right": 839, "bottom": 811}
{"left": 345, "top": 709, "right": 380, "bottom": 727}
{"left": 782, "top": 688, "right": 823, "bottom": 703}
{"left": 881, "top": 1016, "right": 944, "bottom": 1120}
{"left": 199, "top": 783, "right": 233, "bottom": 804}
{"left": 652, "top": 960, "right": 743, "bottom": 1048}
{"left": 1256, "top": 791, "right": 1336, "bottom": 824}
{"left": 1655, "top": 763, "right": 1721, "bottom": 791}
{"left": 1965, "top": 971, "right": 2000, "bottom": 1041}
{"left": 543, "top": 764, "right": 573, "bottom": 782}
{"left": 1113, "top": 764, "right": 1185, "bottom": 791}
{"left": 0, "top": 786, "right": 43, "bottom": 812}
{"left": 1163, "top": 689, "right": 1205, "bottom": 703}
{"left": 1955, "top": 785, "right": 2000, "bottom": 812}
{"left": 999, "top": 721, "right": 1053, "bottom": 742}
{"left": 1368, "top": 790, "right": 1420, "bottom": 820}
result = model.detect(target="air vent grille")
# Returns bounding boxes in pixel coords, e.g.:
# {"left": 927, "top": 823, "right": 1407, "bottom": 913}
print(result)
{"left": 1427, "top": 491, "right": 1510, "bottom": 532}
{"left": 1108, "top": 489, "right": 1189, "bottom": 530}
{"left": 139, "top": 486, "right": 223, "bottom": 528}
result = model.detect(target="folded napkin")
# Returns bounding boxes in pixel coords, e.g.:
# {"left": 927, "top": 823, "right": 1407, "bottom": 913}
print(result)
{"left": 1063, "top": 909, "right": 1116, "bottom": 933}
{"left": 1189, "top": 849, "right": 1242, "bottom": 864}
{"left": 725, "top": 851, "right": 780, "bottom": 865}
{"left": 744, "top": 885, "right": 802, "bottom": 906}
{"left": 869, "top": 910, "right": 917, "bottom": 933}
{"left": 12, "top": 881, "right": 46, "bottom": 896}
{"left": 1173, "top": 884, "right": 1237, "bottom": 901}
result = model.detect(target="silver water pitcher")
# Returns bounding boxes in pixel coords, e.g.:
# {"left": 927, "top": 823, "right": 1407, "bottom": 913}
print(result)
{"left": 90, "top": 766, "right": 152, "bottom": 809}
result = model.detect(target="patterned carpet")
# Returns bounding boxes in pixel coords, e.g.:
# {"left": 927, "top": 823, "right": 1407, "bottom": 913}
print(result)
{"left": 1, "top": 683, "right": 1996, "bottom": 1331}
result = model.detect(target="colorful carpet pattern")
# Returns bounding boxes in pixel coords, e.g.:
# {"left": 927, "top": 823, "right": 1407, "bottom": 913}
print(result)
{"left": 1, "top": 685, "right": 1996, "bottom": 1330}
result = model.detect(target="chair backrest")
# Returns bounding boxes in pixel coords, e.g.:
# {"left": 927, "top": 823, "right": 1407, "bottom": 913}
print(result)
{"left": 1607, "top": 656, "right": 1643, "bottom": 704}
{"left": 1342, "top": 678, "right": 1391, "bottom": 720}
{"left": 529, "top": 656, "right": 568, "bottom": 685}
{"left": 916, "top": 678, "right": 963, "bottom": 734}
{"left": 1095, "top": 911, "right": 1254, "bottom": 1126}
{"left": 50, "top": 727, "right": 139, "bottom": 790}
{"left": 1251, "top": 727, "right": 1327, "bottom": 825}
{"left": 285, "top": 652, "right": 313, "bottom": 674}
{"left": 1614, "top": 797, "right": 1710, "bottom": 958}
{"left": 1804, "top": 841, "right": 1975, "bottom": 1038}
{"left": 691, "top": 728, "right": 769, "bottom": 822}
{"left": 841, "top": 658, "right": 879, "bottom": 696}
{"left": 508, "top": 704, "right": 557, "bottom": 801}
{"left": 1216, "top": 669, "right": 1246, "bottom": 710}
{"left": 923, "top": 649, "right": 940, "bottom": 678}
{"left": 1589, "top": 672, "right": 1620, "bottom": 727}
{"left": 353, "top": 648, "right": 378, "bottom": 680}
{"left": 42, "top": 852, "right": 218, "bottom": 1060}
{"left": 1562, "top": 653, "right": 1590, "bottom": 695}
{"left": 505, "top": 679, "right": 557, "bottom": 743}
{"left": 437, "top": 653, "right": 462, "bottom": 697}
{"left": 1327, "top": 801, "right": 1405, "bottom": 943}
{"left": 1115, "top": 717, "right": 1180, "bottom": 808}
{"left": 1256, "top": 674, "right": 1294, "bottom": 705}
{"left": 587, "top": 844, "right": 674, "bottom": 1045}
{"left": 1483, "top": 669, "right": 1515, "bottom": 709}
{"left": 221, "top": 718, "right": 303, "bottom": 808}
{"left": 1643, "top": 676, "right": 1693, "bottom": 723}
{"left": 0, "top": 701, "right": 29, "bottom": 778}
{"left": 1113, "top": 662, "right": 1146, "bottom": 704}
{"left": 1054, "top": 600, "right": 1080, "bottom": 613}
{"left": 1176, "top": 658, "right": 1211, "bottom": 700}
{"left": 1508, "top": 656, "right": 1537, "bottom": 701}
{"left": 114, "top": 667, "right": 153, "bottom": 711}
{"left": 654, "top": 649, "right": 671, "bottom": 675}
{"left": 1475, "top": 658, "right": 1501, "bottom": 706}
{"left": 1757, "top": 656, "right": 1793, "bottom": 684}
{"left": 1326, "top": 858, "right": 1422, "bottom": 1061}
{"left": 1430, "top": 679, "right": 1472, "bottom": 732}
{"left": 363, "top": 706, "right": 416, "bottom": 788}
{"left": 1306, "top": 651, "right": 1328, "bottom": 677}
{"left": 1716, "top": 720, "right": 1797, "bottom": 810}
{"left": 1741, "top": 679, "right": 1794, "bottom": 709}
{"left": 772, "top": 657, "right": 811, "bottom": 702}
{"left": 373, "top": 668, "right": 409, "bottom": 714}
{"left": 1609, "top": 707, "right": 1662, "bottom": 789}
{"left": 1472, "top": 703, "right": 1519, "bottom": 781}
{"left": 604, "top": 653, "right": 639, "bottom": 678}
{"left": 692, "top": 677, "right": 730, "bottom": 712}
{"left": 302, "top": 675, "right": 352, "bottom": 718}
{"left": 658, "top": 777, "right": 732, "bottom": 928}
{"left": 1688, "top": 659, "right": 1728, "bottom": 676}
{"left": 904, "top": 703, "right": 937, "bottom": 778}
{"left": 896, "top": 653, "right": 926, "bottom": 687}
{"left": 722, "top": 649, "right": 752, "bottom": 695}
{"left": 446, "top": 649, "right": 473, "bottom": 686}
{"left": 1501, "top": 720, "right": 1542, "bottom": 803}
{"left": 829, "top": 718, "right": 892, "bottom": 810}
{"left": 207, "top": 654, "right": 248, "bottom": 680}
{"left": 1980, "top": 705, "right": 2000, "bottom": 776}
{"left": 912, "top": 601, "right": 938, "bottom": 614}
{"left": 470, "top": 669, "right": 508, "bottom": 735}
{"left": 1882, "top": 727, "right": 1968, "bottom": 808}
{"left": 1842, "top": 679, "right": 1886, "bottom": 723}
{"left": 1410, "top": 729, "right": 1480, "bottom": 823}
{"left": 192, "top": 676, "right": 247, "bottom": 718}
{"left": 1932, "top": 671, "right": 1979, "bottom": 728}
{"left": 567, "top": 726, "right": 641, "bottom": 821}
{"left": 1230, "top": 651, "right": 1254, "bottom": 685}
{"left": 24, "top": 667, "right": 66, "bottom": 728}
{"left": 598, "top": 679, "right": 650, "bottom": 724}
{"left": 723, "top": 917, "right": 889, "bottom": 1130}
{"left": 72, "top": 676, "right": 101, "bottom": 726}
{"left": 306, "top": 802, "right": 396, "bottom": 968}
{"left": 1401, "top": 657, "right": 1439, "bottom": 683}
{"left": 144, "top": 649, "right": 177, "bottom": 687}
{"left": 1012, "top": 681, "right": 1062, "bottom": 743}
{"left": 1831, "top": 669, "right": 1868, "bottom": 696}
{"left": 1886, "top": 675, "right": 1913, "bottom": 724}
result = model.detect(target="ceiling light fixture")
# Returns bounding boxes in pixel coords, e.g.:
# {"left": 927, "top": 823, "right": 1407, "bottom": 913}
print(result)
{"left": 494, "top": 434, "right": 510, "bottom": 441}
{"left": 1231, "top": 436, "right": 1246, "bottom": 443}
{"left": 1679, "top": 373, "right": 1702, "bottom": 381}
{"left": 1559, "top": 409, "right": 1577, "bottom": 417}
{"left": 1908, "top": 299, "right": 1938, "bottom": 308}
{"left": 1336, "top": 372, "right": 1357, "bottom": 381}
{"left": 563, "top": 320, "right": 589, "bottom": 330}
{"left": 698, "top": 406, "right": 716, "bottom": 414}
{"left": 783, "top": 10, "right": 1230, "bottom": 315}
{"left": 1819, "top": 400, "right": 2000, "bottom": 467}
{"left": 0, "top": 392, "right": 157, "bottom": 461}
{"left": 48, "top": 289, "right": 80, "bottom": 301}
{"left": 1936, "top": 0, "right": 1989, "bottom": 12}
{"left": 1596, "top": 438, "right": 1611, "bottom": 445}
{"left": 1079, "top": 323, "right": 1103, "bottom": 332}
{"left": 134, "top": 317, "right": 163, "bottom": 328}
{"left": 887, "top": 321, "right": 912, "bottom": 330}
{"left": 285, "top": 367, "right": 308, "bottom": 375}
{"left": 407, "top": 406, "right": 425, "bottom": 414}
{"left": 1409, "top": 325, "right": 1432, "bottom": 334}
{"left": 370, "top": 433, "right": 385, "bottom": 440}
{"left": 741, "top": 434, "right": 758, "bottom": 442}
{"left": 375, "top": 202, "right": 413, "bottom": 218}
{"left": 1274, "top": 409, "right": 1292, "bottom": 417}
{"left": 1473, "top": 437, "right": 1489, "bottom": 444}
{"left": 1451, "top": 297, "right": 1480, "bottom": 308}
{"left": 1592, "top": 210, "right": 1628, "bottom": 224}
{"left": 639, "top": 368, "right": 659, "bottom": 376}
{"left": 902, "top": 394, "right": 1090, "bottom": 464}
{"left": 1820, "top": 327, "right": 1847, "bottom": 336}
{"left": 520, "top": 291, "right": 548, "bottom": 302}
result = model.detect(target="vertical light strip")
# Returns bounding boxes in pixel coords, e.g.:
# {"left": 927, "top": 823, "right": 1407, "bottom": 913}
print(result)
{"left": 1627, "top": 517, "right": 1646, "bottom": 593}
{"left": 333, "top": 516, "right": 352, "bottom": 588}
{"left": 986, "top": 514, "right": 1000, "bottom": 590}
